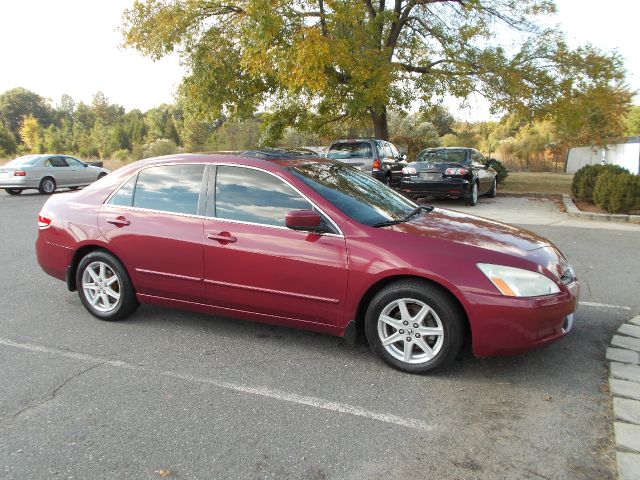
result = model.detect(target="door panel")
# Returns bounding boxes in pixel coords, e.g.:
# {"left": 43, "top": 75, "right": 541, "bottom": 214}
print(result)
{"left": 98, "top": 207, "right": 206, "bottom": 303}
{"left": 45, "top": 156, "right": 73, "bottom": 186}
{"left": 203, "top": 221, "right": 348, "bottom": 325}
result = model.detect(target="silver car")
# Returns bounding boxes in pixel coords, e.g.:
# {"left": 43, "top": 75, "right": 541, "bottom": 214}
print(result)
{"left": 0, "top": 154, "right": 110, "bottom": 195}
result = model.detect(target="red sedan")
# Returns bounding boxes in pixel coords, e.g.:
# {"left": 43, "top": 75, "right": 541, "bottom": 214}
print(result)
{"left": 36, "top": 153, "right": 579, "bottom": 373}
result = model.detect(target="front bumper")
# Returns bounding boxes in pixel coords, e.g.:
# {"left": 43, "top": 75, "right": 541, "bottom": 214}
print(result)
{"left": 466, "top": 280, "right": 580, "bottom": 357}
{"left": 400, "top": 177, "right": 471, "bottom": 198}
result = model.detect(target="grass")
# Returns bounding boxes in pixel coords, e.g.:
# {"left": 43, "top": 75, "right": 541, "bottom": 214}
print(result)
{"left": 500, "top": 171, "right": 573, "bottom": 196}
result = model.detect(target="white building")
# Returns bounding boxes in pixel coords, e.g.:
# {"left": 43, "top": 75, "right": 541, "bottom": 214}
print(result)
{"left": 566, "top": 137, "right": 640, "bottom": 174}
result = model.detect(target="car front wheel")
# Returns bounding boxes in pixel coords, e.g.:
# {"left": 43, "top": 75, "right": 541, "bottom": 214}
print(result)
{"left": 76, "top": 250, "right": 139, "bottom": 321}
{"left": 466, "top": 181, "right": 478, "bottom": 206}
{"left": 487, "top": 178, "right": 497, "bottom": 198}
{"left": 365, "top": 280, "right": 464, "bottom": 373}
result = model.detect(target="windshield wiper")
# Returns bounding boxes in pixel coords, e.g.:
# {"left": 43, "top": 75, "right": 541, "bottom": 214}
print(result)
{"left": 372, "top": 205, "right": 434, "bottom": 228}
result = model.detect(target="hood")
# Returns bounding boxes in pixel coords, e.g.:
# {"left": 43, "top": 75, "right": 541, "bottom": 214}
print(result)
{"left": 389, "top": 208, "right": 551, "bottom": 256}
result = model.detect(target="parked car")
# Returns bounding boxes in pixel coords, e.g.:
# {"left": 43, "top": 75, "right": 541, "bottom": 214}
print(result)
{"left": 400, "top": 147, "right": 497, "bottom": 206}
{"left": 36, "top": 153, "right": 578, "bottom": 373}
{"left": 326, "top": 138, "right": 405, "bottom": 186}
{"left": 0, "top": 154, "right": 110, "bottom": 195}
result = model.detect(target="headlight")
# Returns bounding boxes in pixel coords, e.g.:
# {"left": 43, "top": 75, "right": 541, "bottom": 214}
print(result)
{"left": 477, "top": 263, "right": 560, "bottom": 297}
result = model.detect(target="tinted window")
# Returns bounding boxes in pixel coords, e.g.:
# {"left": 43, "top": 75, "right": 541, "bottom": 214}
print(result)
{"left": 108, "top": 175, "right": 137, "bottom": 207}
{"left": 290, "top": 162, "right": 416, "bottom": 226}
{"left": 327, "top": 142, "right": 373, "bottom": 159}
{"left": 214, "top": 166, "right": 311, "bottom": 227}
{"left": 5, "top": 155, "right": 42, "bottom": 167}
{"left": 65, "top": 157, "right": 84, "bottom": 167}
{"left": 133, "top": 164, "right": 205, "bottom": 215}
{"left": 415, "top": 149, "right": 468, "bottom": 164}
{"left": 48, "top": 157, "right": 69, "bottom": 167}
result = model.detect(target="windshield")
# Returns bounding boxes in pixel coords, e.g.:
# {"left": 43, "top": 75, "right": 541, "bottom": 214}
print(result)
{"left": 289, "top": 162, "right": 417, "bottom": 226}
{"left": 327, "top": 142, "right": 372, "bottom": 159}
{"left": 416, "top": 149, "right": 468, "bottom": 164}
{"left": 5, "top": 155, "right": 43, "bottom": 167}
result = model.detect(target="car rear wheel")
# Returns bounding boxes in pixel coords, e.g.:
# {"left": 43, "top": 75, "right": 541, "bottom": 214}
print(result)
{"left": 466, "top": 181, "right": 478, "bottom": 206}
{"left": 5, "top": 188, "right": 23, "bottom": 195}
{"left": 487, "top": 178, "right": 497, "bottom": 198}
{"left": 76, "top": 250, "right": 139, "bottom": 321}
{"left": 364, "top": 280, "right": 464, "bottom": 373}
{"left": 38, "top": 177, "right": 56, "bottom": 195}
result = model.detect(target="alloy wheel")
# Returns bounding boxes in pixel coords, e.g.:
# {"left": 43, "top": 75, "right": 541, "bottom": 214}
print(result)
{"left": 81, "top": 261, "right": 122, "bottom": 313}
{"left": 376, "top": 298, "right": 444, "bottom": 364}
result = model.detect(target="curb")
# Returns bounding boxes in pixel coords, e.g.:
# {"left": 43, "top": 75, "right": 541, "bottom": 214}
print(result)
{"left": 562, "top": 195, "right": 640, "bottom": 223}
{"left": 607, "top": 314, "right": 640, "bottom": 479}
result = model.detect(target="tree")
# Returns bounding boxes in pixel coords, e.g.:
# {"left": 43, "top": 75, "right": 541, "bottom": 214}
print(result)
{"left": 0, "top": 88, "right": 52, "bottom": 143}
{"left": 389, "top": 112, "right": 441, "bottom": 158}
{"left": 625, "top": 106, "right": 640, "bottom": 136}
{"left": 122, "top": 0, "right": 627, "bottom": 141}
{"left": 19, "top": 115, "right": 44, "bottom": 153}
{"left": 0, "top": 122, "right": 17, "bottom": 156}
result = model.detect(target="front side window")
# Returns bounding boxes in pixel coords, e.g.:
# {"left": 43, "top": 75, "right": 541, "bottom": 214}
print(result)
{"left": 214, "top": 166, "right": 312, "bottom": 227}
{"left": 290, "top": 162, "right": 417, "bottom": 226}
{"left": 65, "top": 157, "right": 84, "bottom": 167}
{"left": 132, "top": 164, "right": 205, "bottom": 215}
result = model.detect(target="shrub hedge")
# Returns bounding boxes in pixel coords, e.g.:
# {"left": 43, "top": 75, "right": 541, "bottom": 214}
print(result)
{"left": 593, "top": 171, "right": 640, "bottom": 214}
{"left": 486, "top": 158, "right": 508, "bottom": 184}
{"left": 571, "top": 164, "right": 630, "bottom": 201}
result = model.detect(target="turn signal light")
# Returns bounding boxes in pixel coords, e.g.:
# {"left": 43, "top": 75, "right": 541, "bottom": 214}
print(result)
{"left": 445, "top": 168, "right": 468, "bottom": 175}
{"left": 372, "top": 159, "right": 381, "bottom": 171}
{"left": 14, "top": 170, "right": 26, "bottom": 176}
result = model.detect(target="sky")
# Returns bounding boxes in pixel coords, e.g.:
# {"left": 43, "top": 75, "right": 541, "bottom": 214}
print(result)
{"left": 0, "top": 0, "right": 638, "bottom": 120}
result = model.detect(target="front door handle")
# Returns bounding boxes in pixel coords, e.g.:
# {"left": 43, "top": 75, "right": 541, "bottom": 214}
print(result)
{"left": 107, "top": 216, "right": 130, "bottom": 227}
{"left": 207, "top": 232, "right": 237, "bottom": 244}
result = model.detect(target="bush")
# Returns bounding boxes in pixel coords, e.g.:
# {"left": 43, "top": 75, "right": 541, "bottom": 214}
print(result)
{"left": 486, "top": 158, "right": 508, "bottom": 184}
{"left": 593, "top": 171, "right": 640, "bottom": 213}
{"left": 110, "top": 149, "right": 131, "bottom": 162}
{"left": 572, "top": 164, "right": 629, "bottom": 201}
{"left": 141, "top": 138, "right": 178, "bottom": 159}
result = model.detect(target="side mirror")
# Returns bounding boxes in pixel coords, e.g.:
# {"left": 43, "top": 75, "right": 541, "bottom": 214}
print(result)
{"left": 401, "top": 154, "right": 407, "bottom": 161}
{"left": 285, "top": 209, "right": 323, "bottom": 232}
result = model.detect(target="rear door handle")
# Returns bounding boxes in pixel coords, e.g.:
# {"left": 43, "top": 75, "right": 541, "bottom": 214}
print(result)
{"left": 207, "top": 232, "right": 237, "bottom": 243}
{"left": 107, "top": 216, "right": 130, "bottom": 227}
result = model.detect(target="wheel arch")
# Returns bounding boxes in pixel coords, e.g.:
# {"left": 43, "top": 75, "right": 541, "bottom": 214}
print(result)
{"left": 353, "top": 274, "right": 471, "bottom": 342}
{"left": 67, "top": 244, "right": 132, "bottom": 292}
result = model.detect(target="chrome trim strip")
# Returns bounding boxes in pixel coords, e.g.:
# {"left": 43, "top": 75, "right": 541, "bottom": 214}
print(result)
{"left": 102, "top": 160, "right": 345, "bottom": 237}
{"left": 136, "top": 268, "right": 202, "bottom": 282}
{"left": 204, "top": 278, "right": 340, "bottom": 304}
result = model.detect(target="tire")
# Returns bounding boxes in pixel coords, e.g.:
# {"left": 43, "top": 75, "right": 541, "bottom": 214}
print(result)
{"left": 76, "top": 250, "right": 139, "bottom": 321}
{"left": 4, "top": 188, "right": 23, "bottom": 195}
{"left": 465, "top": 181, "right": 478, "bottom": 206}
{"left": 385, "top": 174, "right": 391, "bottom": 186}
{"left": 364, "top": 280, "right": 464, "bottom": 373}
{"left": 38, "top": 177, "right": 56, "bottom": 195}
{"left": 486, "top": 178, "right": 497, "bottom": 198}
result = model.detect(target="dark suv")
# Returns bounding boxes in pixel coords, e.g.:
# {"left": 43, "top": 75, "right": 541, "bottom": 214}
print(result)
{"left": 326, "top": 139, "right": 405, "bottom": 186}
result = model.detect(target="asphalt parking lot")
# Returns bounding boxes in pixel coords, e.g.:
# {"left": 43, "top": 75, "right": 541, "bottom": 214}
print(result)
{"left": 1, "top": 191, "right": 639, "bottom": 480}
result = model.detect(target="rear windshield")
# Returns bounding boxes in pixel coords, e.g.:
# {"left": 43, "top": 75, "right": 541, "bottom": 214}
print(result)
{"left": 5, "top": 155, "right": 43, "bottom": 167}
{"left": 327, "top": 142, "right": 373, "bottom": 159}
{"left": 415, "top": 149, "right": 468, "bottom": 164}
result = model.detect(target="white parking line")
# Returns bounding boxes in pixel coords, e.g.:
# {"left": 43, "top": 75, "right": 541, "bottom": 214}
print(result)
{"left": 0, "top": 336, "right": 435, "bottom": 433}
{"left": 579, "top": 301, "right": 632, "bottom": 311}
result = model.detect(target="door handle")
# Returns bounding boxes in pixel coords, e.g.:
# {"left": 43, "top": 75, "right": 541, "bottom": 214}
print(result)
{"left": 107, "top": 216, "right": 130, "bottom": 227}
{"left": 207, "top": 232, "right": 237, "bottom": 243}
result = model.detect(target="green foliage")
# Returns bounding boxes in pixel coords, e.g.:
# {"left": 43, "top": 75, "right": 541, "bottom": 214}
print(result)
{"left": 121, "top": 0, "right": 628, "bottom": 142}
{"left": 593, "top": 172, "right": 640, "bottom": 213}
{"left": 389, "top": 113, "right": 441, "bottom": 159}
{"left": 486, "top": 159, "right": 509, "bottom": 184}
{"left": 141, "top": 138, "right": 179, "bottom": 158}
{"left": 0, "top": 122, "right": 17, "bottom": 155}
{"left": 0, "top": 88, "right": 53, "bottom": 143}
{"left": 625, "top": 106, "right": 640, "bottom": 136}
{"left": 572, "top": 164, "right": 630, "bottom": 201}
{"left": 19, "top": 115, "right": 44, "bottom": 153}
{"left": 110, "top": 149, "right": 132, "bottom": 162}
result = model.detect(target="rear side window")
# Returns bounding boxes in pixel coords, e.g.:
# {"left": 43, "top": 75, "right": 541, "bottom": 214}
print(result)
{"left": 108, "top": 176, "right": 137, "bottom": 207}
{"left": 213, "top": 166, "right": 311, "bottom": 227}
{"left": 327, "top": 142, "right": 373, "bottom": 159}
{"left": 131, "top": 164, "right": 206, "bottom": 215}
{"left": 45, "top": 157, "right": 69, "bottom": 167}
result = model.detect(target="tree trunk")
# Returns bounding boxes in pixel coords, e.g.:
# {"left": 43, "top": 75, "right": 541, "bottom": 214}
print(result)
{"left": 371, "top": 107, "right": 389, "bottom": 140}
